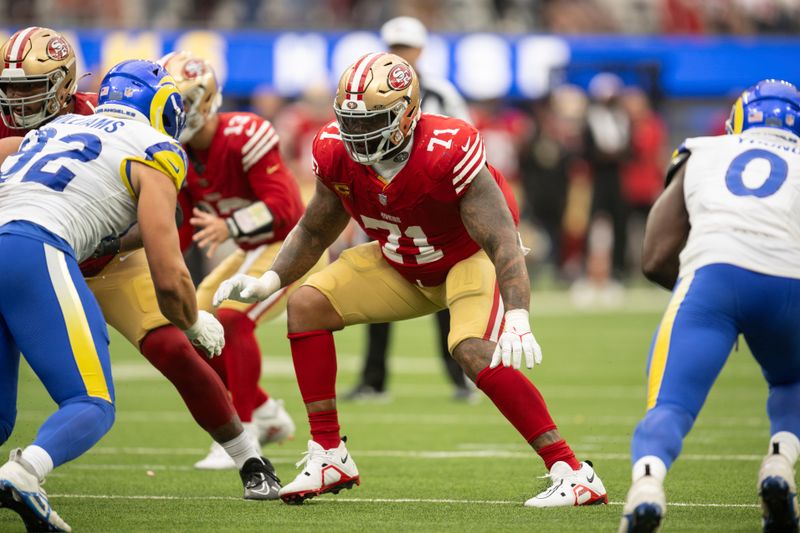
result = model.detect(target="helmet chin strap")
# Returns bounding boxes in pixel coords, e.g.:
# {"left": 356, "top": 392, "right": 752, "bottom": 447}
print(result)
{"left": 12, "top": 108, "right": 48, "bottom": 128}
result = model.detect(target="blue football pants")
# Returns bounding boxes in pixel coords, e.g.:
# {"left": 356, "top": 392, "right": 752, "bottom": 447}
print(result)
{"left": 632, "top": 263, "right": 800, "bottom": 469}
{"left": 0, "top": 231, "right": 115, "bottom": 468}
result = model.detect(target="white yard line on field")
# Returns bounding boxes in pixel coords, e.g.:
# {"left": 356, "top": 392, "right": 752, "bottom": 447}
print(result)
{"left": 16, "top": 410, "right": 769, "bottom": 429}
{"left": 69, "top": 448, "right": 763, "bottom": 462}
{"left": 45, "top": 493, "right": 758, "bottom": 509}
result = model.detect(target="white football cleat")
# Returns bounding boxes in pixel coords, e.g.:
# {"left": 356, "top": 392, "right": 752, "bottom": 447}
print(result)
{"left": 525, "top": 461, "right": 608, "bottom": 508}
{"left": 758, "top": 442, "right": 799, "bottom": 533}
{"left": 618, "top": 474, "right": 665, "bottom": 533}
{"left": 252, "top": 398, "right": 295, "bottom": 445}
{"left": 194, "top": 429, "right": 261, "bottom": 471}
{"left": 0, "top": 449, "right": 71, "bottom": 532}
{"left": 194, "top": 441, "right": 236, "bottom": 470}
{"left": 279, "top": 437, "right": 360, "bottom": 504}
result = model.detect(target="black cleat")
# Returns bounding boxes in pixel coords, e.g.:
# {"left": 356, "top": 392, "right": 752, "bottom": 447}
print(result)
{"left": 240, "top": 457, "right": 282, "bottom": 501}
{"left": 761, "top": 476, "right": 799, "bottom": 533}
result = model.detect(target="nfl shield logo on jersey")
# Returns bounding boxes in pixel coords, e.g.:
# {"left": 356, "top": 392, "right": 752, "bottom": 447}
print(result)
{"left": 378, "top": 193, "right": 388, "bottom": 206}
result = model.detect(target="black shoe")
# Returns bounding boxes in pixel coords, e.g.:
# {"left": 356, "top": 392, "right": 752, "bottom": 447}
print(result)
{"left": 240, "top": 457, "right": 281, "bottom": 501}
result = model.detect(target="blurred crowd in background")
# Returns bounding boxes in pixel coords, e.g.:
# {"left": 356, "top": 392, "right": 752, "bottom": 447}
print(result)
{"left": 247, "top": 69, "right": 670, "bottom": 305}
{"left": 3, "top": 0, "right": 800, "bottom": 33}
{"left": 3, "top": 0, "right": 777, "bottom": 302}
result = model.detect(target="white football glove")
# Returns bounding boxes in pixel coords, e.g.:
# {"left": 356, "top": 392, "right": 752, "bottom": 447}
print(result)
{"left": 490, "top": 309, "right": 543, "bottom": 370}
{"left": 213, "top": 270, "right": 281, "bottom": 307}
{"left": 183, "top": 310, "right": 225, "bottom": 358}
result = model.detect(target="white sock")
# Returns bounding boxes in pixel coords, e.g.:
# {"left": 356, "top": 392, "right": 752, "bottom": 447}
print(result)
{"left": 632, "top": 455, "right": 667, "bottom": 483}
{"left": 21, "top": 445, "right": 54, "bottom": 482}
{"left": 220, "top": 430, "right": 260, "bottom": 470}
{"left": 769, "top": 431, "right": 800, "bottom": 465}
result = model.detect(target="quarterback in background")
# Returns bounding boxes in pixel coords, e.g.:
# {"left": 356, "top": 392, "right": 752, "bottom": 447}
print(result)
{"left": 0, "top": 59, "right": 225, "bottom": 532}
{"left": 0, "top": 28, "right": 283, "bottom": 503}
{"left": 619, "top": 80, "right": 800, "bottom": 533}
{"left": 161, "top": 51, "right": 324, "bottom": 469}
{"left": 216, "top": 52, "right": 608, "bottom": 506}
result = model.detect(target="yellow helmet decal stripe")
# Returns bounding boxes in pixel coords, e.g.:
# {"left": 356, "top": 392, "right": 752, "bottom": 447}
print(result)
{"left": 149, "top": 83, "right": 179, "bottom": 136}
{"left": 733, "top": 96, "right": 744, "bottom": 134}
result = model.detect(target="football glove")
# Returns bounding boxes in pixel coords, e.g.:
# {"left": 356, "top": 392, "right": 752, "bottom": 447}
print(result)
{"left": 91, "top": 235, "right": 121, "bottom": 258}
{"left": 213, "top": 270, "right": 281, "bottom": 307}
{"left": 184, "top": 310, "right": 225, "bottom": 358}
{"left": 490, "top": 309, "right": 543, "bottom": 370}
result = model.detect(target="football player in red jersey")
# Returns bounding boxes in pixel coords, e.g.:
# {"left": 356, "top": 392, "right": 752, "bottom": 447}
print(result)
{"left": 161, "top": 51, "right": 326, "bottom": 469}
{"left": 216, "top": 52, "right": 609, "bottom": 506}
{"left": 0, "top": 28, "right": 282, "bottom": 500}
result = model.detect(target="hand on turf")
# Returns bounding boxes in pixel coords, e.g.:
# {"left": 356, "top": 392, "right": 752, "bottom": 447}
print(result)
{"left": 184, "top": 310, "right": 225, "bottom": 358}
{"left": 490, "top": 309, "right": 543, "bottom": 370}
{"left": 213, "top": 271, "right": 281, "bottom": 307}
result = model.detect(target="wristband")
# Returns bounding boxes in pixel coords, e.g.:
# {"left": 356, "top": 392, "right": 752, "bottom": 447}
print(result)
{"left": 259, "top": 270, "right": 282, "bottom": 294}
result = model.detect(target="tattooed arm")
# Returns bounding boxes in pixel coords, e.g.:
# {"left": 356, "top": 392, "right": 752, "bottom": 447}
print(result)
{"left": 459, "top": 168, "right": 530, "bottom": 312}
{"left": 270, "top": 179, "right": 352, "bottom": 285}
{"left": 213, "top": 179, "right": 351, "bottom": 305}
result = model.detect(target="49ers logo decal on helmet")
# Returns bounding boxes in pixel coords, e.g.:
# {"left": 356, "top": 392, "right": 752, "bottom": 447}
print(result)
{"left": 182, "top": 58, "right": 207, "bottom": 79}
{"left": 46, "top": 37, "right": 70, "bottom": 61}
{"left": 387, "top": 64, "right": 412, "bottom": 91}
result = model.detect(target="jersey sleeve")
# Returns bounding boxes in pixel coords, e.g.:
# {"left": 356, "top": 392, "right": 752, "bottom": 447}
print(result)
{"left": 448, "top": 124, "right": 487, "bottom": 198}
{"left": 241, "top": 136, "right": 304, "bottom": 243}
{"left": 665, "top": 141, "right": 691, "bottom": 187}
{"left": 120, "top": 136, "right": 188, "bottom": 197}
{"left": 238, "top": 116, "right": 280, "bottom": 173}
{"left": 311, "top": 121, "right": 342, "bottom": 190}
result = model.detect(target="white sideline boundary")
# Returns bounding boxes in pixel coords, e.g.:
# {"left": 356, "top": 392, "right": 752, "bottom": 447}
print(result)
{"left": 45, "top": 493, "right": 759, "bottom": 509}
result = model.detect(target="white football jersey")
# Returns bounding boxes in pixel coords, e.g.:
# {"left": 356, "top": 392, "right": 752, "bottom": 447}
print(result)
{"left": 0, "top": 113, "right": 186, "bottom": 261}
{"left": 679, "top": 128, "right": 800, "bottom": 279}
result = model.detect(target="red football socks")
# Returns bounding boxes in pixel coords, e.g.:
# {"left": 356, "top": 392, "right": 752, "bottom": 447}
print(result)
{"left": 537, "top": 440, "right": 581, "bottom": 471}
{"left": 216, "top": 309, "right": 266, "bottom": 423}
{"left": 288, "top": 330, "right": 338, "bottom": 403}
{"left": 289, "top": 329, "right": 341, "bottom": 448}
{"left": 308, "top": 410, "right": 341, "bottom": 449}
{"left": 140, "top": 325, "right": 236, "bottom": 432}
{"left": 476, "top": 365, "right": 578, "bottom": 469}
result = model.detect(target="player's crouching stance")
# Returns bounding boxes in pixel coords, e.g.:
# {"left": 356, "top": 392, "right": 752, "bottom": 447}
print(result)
{"left": 0, "top": 60, "right": 250, "bottom": 532}
{"left": 216, "top": 53, "right": 607, "bottom": 506}
{"left": 619, "top": 80, "right": 800, "bottom": 533}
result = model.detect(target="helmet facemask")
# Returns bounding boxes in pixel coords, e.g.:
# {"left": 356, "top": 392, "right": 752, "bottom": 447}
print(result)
{"left": 159, "top": 51, "right": 222, "bottom": 144}
{"left": 178, "top": 85, "right": 214, "bottom": 143}
{"left": 334, "top": 53, "right": 421, "bottom": 165}
{"left": 335, "top": 98, "right": 410, "bottom": 164}
{"left": 0, "top": 65, "right": 71, "bottom": 129}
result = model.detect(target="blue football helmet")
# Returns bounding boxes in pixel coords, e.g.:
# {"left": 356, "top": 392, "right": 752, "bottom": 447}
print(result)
{"left": 96, "top": 59, "right": 185, "bottom": 140}
{"left": 726, "top": 79, "right": 800, "bottom": 137}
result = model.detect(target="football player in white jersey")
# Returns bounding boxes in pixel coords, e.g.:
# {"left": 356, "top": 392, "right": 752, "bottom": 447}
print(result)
{"left": 0, "top": 59, "right": 229, "bottom": 532}
{"left": 620, "top": 79, "right": 800, "bottom": 533}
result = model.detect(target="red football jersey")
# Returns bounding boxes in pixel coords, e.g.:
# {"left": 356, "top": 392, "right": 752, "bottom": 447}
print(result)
{"left": 182, "top": 112, "right": 303, "bottom": 251}
{"left": 0, "top": 92, "right": 112, "bottom": 276}
{"left": 312, "top": 113, "right": 519, "bottom": 287}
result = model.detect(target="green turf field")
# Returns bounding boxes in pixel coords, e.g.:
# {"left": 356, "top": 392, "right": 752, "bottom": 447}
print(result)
{"left": 0, "top": 289, "right": 776, "bottom": 532}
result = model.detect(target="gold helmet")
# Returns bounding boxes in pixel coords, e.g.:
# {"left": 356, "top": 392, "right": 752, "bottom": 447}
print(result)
{"left": 0, "top": 27, "right": 77, "bottom": 130}
{"left": 159, "top": 50, "right": 221, "bottom": 143}
{"left": 334, "top": 52, "right": 420, "bottom": 164}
